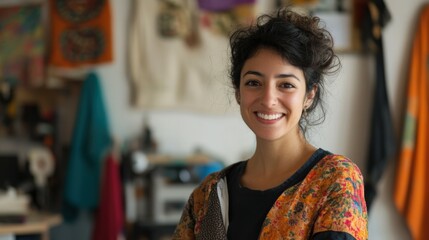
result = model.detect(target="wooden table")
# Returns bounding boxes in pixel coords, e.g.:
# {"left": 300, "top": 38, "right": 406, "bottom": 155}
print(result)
{"left": 0, "top": 212, "right": 62, "bottom": 240}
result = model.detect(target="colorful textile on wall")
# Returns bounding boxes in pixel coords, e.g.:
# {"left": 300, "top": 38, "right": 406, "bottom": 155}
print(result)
{"left": 48, "top": 0, "right": 113, "bottom": 68}
{"left": 394, "top": 5, "right": 429, "bottom": 240}
{"left": 128, "top": 0, "right": 256, "bottom": 113}
{"left": 198, "top": 0, "right": 256, "bottom": 37}
{"left": 0, "top": 4, "right": 45, "bottom": 87}
{"left": 197, "top": 0, "right": 256, "bottom": 11}
{"left": 62, "top": 72, "right": 111, "bottom": 222}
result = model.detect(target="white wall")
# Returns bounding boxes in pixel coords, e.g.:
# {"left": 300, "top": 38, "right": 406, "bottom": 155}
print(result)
{"left": 96, "top": 0, "right": 427, "bottom": 239}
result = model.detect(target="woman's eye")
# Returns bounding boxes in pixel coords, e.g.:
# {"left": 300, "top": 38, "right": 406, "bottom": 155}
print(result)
{"left": 280, "top": 82, "right": 294, "bottom": 89}
{"left": 244, "top": 80, "right": 260, "bottom": 87}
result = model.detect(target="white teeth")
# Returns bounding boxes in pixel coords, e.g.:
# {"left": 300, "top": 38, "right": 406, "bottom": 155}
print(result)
{"left": 257, "top": 112, "right": 283, "bottom": 120}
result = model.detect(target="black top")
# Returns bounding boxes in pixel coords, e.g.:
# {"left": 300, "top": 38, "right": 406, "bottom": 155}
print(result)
{"left": 226, "top": 148, "right": 329, "bottom": 240}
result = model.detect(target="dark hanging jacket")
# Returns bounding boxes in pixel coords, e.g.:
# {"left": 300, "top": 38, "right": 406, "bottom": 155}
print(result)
{"left": 361, "top": 0, "right": 396, "bottom": 211}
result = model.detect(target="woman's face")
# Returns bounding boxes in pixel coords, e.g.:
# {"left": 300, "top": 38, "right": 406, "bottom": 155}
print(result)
{"left": 238, "top": 48, "right": 315, "bottom": 142}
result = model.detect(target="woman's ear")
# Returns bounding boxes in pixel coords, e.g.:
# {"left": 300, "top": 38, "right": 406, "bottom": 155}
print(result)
{"left": 235, "top": 90, "right": 241, "bottom": 104}
{"left": 304, "top": 85, "right": 317, "bottom": 109}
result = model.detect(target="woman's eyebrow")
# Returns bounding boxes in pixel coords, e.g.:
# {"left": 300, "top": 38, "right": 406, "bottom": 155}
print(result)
{"left": 242, "top": 70, "right": 300, "bottom": 81}
{"left": 275, "top": 73, "right": 300, "bottom": 81}
{"left": 242, "top": 70, "right": 263, "bottom": 77}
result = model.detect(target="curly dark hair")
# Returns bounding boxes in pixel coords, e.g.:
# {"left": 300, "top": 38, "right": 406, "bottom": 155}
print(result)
{"left": 229, "top": 7, "right": 341, "bottom": 132}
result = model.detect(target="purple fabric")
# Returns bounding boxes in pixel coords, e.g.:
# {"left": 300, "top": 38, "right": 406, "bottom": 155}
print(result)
{"left": 234, "top": 0, "right": 257, "bottom": 4}
{"left": 198, "top": 0, "right": 256, "bottom": 11}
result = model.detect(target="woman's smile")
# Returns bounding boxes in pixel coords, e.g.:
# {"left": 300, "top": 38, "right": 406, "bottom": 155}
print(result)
{"left": 255, "top": 112, "right": 285, "bottom": 121}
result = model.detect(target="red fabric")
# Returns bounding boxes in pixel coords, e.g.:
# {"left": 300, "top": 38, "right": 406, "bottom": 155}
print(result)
{"left": 92, "top": 154, "right": 124, "bottom": 240}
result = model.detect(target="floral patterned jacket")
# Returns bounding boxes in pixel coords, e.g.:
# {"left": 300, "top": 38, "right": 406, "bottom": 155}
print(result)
{"left": 172, "top": 154, "right": 368, "bottom": 240}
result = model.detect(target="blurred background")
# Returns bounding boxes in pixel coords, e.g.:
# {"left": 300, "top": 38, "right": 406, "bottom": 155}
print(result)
{"left": 0, "top": 0, "right": 425, "bottom": 239}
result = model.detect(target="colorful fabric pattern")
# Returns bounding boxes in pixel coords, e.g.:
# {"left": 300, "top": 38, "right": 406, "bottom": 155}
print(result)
{"left": 198, "top": 0, "right": 256, "bottom": 37}
{"left": 48, "top": 0, "right": 113, "bottom": 68}
{"left": 0, "top": 4, "right": 45, "bottom": 87}
{"left": 173, "top": 154, "right": 368, "bottom": 240}
{"left": 394, "top": 5, "right": 429, "bottom": 240}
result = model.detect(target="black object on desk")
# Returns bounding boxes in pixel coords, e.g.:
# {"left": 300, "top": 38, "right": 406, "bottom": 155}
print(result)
{"left": 132, "top": 221, "right": 176, "bottom": 240}
{"left": 0, "top": 154, "right": 20, "bottom": 189}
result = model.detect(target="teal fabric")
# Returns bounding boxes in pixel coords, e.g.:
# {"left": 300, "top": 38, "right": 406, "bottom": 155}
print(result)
{"left": 63, "top": 72, "right": 111, "bottom": 221}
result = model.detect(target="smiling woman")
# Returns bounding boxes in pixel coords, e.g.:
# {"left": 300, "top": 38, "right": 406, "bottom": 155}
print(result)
{"left": 238, "top": 48, "right": 312, "bottom": 143}
{"left": 173, "top": 7, "right": 368, "bottom": 240}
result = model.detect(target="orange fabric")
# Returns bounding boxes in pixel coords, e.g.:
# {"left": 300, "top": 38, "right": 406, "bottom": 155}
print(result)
{"left": 48, "top": 0, "right": 113, "bottom": 68}
{"left": 394, "top": 5, "right": 429, "bottom": 240}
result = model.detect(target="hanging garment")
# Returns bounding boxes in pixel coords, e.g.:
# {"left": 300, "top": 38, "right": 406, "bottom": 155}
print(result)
{"left": 48, "top": 0, "right": 113, "bottom": 68}
{"left": 361, "top": 0, "right": 396, "bottom": 211}
{"left": 0, "top": 4, "right": 45, "bottom": 87}
{"left": 128, "top": 0, "right": 255, "bottom": 114}
{"left": 92, "top": 153, "right": 124, "bottom": 240}
{"left": 62, "top": 72, "right": 111, "bottom": 222}
{"left": 394, "top": 5, "right": 429, "bottom": 240}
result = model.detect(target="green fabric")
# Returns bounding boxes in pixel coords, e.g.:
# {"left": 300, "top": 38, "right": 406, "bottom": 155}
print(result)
{"left": 63, "top": 72, "right": 111, "bottom": 221}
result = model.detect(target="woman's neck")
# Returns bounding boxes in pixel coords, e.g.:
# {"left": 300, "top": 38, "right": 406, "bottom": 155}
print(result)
{"left": 242, "top": 132, "right": 317, "bottom": 190}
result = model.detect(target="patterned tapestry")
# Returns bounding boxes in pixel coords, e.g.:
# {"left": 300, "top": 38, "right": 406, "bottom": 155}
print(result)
{"left": 0, "top": 4, "right": 45, "bottom": 87}
{"left": 48, "top": 0, "right": 113, "bottom": 68}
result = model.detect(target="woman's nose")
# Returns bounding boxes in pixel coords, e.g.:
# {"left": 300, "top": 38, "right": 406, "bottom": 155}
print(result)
{"left": 260, "top": 85, "right": 278, "bottom": 107}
